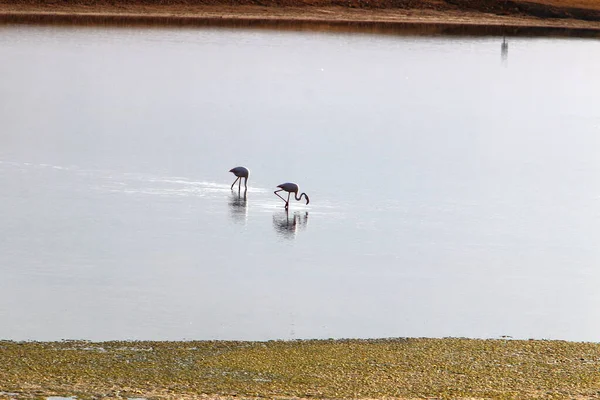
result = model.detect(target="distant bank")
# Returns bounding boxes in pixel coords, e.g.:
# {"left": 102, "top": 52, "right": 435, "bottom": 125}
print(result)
{"left": 1, "top": 0, "right": 600, "bottom": 37}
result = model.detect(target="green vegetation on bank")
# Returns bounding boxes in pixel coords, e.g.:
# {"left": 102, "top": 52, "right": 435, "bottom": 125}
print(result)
{"left": 1, "top": 338, "right": 600, "bottom": 399}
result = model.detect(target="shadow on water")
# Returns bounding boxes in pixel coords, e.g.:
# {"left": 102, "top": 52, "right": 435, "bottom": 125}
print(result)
{"left": 272, "top": 210, "right": 309, "bottom": 240}
{"left": 1, "top": 13, "right": 600, "bottom": 38}
{"left": 228, "top": 188, "right": 247, "bottom": 225}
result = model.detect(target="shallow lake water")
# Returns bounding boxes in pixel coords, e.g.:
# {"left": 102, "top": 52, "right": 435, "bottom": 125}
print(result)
{"left": 0, "top": 25, "right": 599, "bottom": 342}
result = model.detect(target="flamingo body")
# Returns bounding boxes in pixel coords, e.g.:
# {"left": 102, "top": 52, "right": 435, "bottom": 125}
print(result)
{"left": 276, "top": 182, "right": 299, "bottom": 193}
{"left": 229, "top": 166, "right": 249, "bottom": 178}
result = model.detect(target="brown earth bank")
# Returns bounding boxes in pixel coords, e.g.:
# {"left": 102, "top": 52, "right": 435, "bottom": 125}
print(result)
{"left": 1, "top": 0, "right": 600, "bottom": 35}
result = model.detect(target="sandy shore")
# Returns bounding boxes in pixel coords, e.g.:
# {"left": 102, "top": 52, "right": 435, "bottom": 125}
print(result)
{"left": 1, "top": 1, "right": 600, "bottom": 36}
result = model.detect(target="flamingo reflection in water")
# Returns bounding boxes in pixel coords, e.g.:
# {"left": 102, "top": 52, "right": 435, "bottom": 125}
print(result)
{"left": 228, "top": 187, "right": 248, "bottom": 225}
{"left": 273, "top": 210, "right": 309, "bottom": 240}
{"left": 501, "top": 35, "right": 509, "bottom": 64}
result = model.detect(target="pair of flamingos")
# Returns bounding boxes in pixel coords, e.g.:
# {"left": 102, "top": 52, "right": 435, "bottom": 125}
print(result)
{"left": 229, "top": 166, "right": 309, "bottom": 210}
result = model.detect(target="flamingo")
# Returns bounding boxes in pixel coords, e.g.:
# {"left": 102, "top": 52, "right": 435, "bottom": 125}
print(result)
{"left": 274, "top": 182, "right": 309, "bottom": 209}
{"left": 229, "top": 166, "right": 249, "bottom": 191}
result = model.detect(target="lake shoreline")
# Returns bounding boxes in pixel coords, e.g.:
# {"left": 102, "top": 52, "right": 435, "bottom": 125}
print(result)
{"left": 2, "top": 338, "right": 600, "bottom": 399}
{"left": 2, "top": 2, "right": 600, "bottom": 37}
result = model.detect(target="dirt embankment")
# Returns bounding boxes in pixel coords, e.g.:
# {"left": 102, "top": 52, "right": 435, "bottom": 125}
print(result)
{"left": 448, "top": 0, "right": 600, "bottom": 21}
{"left": 3, "top": 0, "right": 600, "bottom": 19}
{"left": 1, "top": 0, "right": 600, "bottom": 34}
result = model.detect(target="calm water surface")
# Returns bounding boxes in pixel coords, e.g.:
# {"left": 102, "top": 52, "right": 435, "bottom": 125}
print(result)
{"left": 0, "top": 26, "right": 599, "bottom": 341}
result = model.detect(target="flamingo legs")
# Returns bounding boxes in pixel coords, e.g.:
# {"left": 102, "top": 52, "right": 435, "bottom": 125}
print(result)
{"left": 232, "top": 177, "right": 248, "bottom": 191}
{"left": 234, "top": 185, "right": 247, "bottom": 199}
{"left": 274, "top": 189, "right": 290, "bottom": 209}
{"left": 231, "top": 177, "right": 239, "bottom": 190}
{"left": 235, "top": 184, "right": 247, "bottom": 198}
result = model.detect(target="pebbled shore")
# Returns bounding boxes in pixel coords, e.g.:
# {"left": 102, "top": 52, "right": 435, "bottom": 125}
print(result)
{"left": 1, "top": 338, "right": 600, "bottom": 399}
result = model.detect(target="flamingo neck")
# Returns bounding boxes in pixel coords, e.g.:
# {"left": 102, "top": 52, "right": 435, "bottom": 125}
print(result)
{"left": 294, "top": 192, "right": 308, "bottom": 203}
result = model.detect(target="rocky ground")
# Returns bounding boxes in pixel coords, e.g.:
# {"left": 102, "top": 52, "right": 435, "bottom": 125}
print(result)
{"left": 2, "top": 338, "right": 600, "bottom": 399}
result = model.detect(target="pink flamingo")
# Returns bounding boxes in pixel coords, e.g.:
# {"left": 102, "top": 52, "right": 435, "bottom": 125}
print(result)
{"left": 274, "top": 182, "right": 310, "bottom": 209}
{"left": 229, "top": 166, "right": 249, "bottom": 191}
